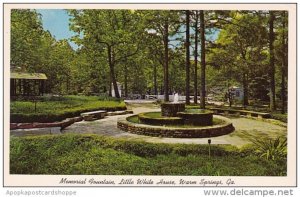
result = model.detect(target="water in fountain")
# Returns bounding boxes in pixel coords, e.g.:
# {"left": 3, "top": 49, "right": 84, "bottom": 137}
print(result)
{"left": 173, "top": 93, "right": 179, "bottom": 103}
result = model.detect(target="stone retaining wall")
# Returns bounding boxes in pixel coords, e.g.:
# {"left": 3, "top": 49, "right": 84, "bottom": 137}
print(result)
{"left": 117, "top": 115, "right": 235, "bottom": 138}
{"left": 10, "top": 116, "right": 83, "bottom": 130}
{"left": 10, "top": 110, "right": 133, "bottom": 131}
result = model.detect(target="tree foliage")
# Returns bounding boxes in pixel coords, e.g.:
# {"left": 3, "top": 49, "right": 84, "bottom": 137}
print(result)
{"left": 10, "top": 9, "right": 288, "bottom": 111}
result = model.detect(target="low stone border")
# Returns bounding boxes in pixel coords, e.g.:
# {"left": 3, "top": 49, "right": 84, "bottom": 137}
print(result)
{"left": 209, "top": 107, "right": 287, "bottom": 127}
{"left": 10, "top": 116, "right": 83, "bottom": 130}
{"left": 11, "top": 127, "right": 61, "bottom": 137}
{"left": 81, "top": 110, "right": 107, "bottom": 121}
{"left": 210, "top": 108, "right": 271, "bottom": 119}
{"left": 117, "top": 115, "right": 235, "bottom": 138}
{"left": 10, "top": 109, "right": 133, "bottom": 131}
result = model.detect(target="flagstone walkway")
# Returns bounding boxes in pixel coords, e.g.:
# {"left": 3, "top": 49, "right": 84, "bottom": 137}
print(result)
{"left": 63, "top": 103, "right": 287, "bottom": 147}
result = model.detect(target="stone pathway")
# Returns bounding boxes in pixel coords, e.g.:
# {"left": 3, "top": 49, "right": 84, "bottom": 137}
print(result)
{"left": 63, "top": 103, "right": 287, "bottom": 147}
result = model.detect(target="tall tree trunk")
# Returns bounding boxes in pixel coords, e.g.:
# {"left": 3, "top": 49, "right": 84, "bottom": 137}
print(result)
{"left": 108, "top": 75, "right": 112, "bottom": 96}
{"left": 269, "top": 11, "right": 276, "bottom": 111}
{"left": 194, "top": 11, "right": 199, "bottom": 104}
{"left": 185, "top": 10, "right": 190, "bottom": 105}
{"left": 124, "top": 64, "right": 128, "bottom": 98}
{"left": 281, "top": 11, "right": 287, "bottom": 114}
{"left": 163, "top": 20, "right": 169, "bottom": 102}
{"left": 200, "top": 10, "right": 206, "bottom": 109}
{"left": 108, "top": 46, "right": 120, "bottom": 98}
{"left": 154, "top": 64, "right": 157, "bottom": 95}
{"left": 243, "top": 72, "right": 249, "bottom": 107}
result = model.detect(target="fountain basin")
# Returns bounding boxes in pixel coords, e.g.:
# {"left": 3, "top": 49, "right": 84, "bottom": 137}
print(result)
{"left": 177, "top": 109, "right": 213, "bottom": 126}
{"left": 138, "top": 112, "right": 183, "bottom": 126}
{"left": 161, "top": 102, "right": 185, "bottom": 117}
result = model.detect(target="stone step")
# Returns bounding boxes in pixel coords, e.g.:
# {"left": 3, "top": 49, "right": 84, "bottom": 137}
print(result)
{"left": 81, "top": 110, "right": 107, "bottom": 121}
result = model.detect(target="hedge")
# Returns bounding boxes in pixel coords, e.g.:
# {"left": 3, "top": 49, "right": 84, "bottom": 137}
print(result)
{"left": 10, "top": 95, "right": 126, "bottom": 123}
{"left": 11, "top": 106, "right": 126, "bottom": 123}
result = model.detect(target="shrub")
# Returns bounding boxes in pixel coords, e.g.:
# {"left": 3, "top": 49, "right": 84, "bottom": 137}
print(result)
{"left": 10, "top": 134, "right": 286, "bottom": 175}
{"left": 249, "top": 137, "right": 287, "bottom": 161}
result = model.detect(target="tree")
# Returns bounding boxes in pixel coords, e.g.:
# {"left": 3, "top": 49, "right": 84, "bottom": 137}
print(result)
{"left": 142, "top": 31, "right": 164, "bottom": 95}
{"left": 11, "top": 9, "right": 44, "bottom": 71}
{"left": 200, "top": 10, "right": 206, "bottom": 109}
{"left": 141, "top": 10, "right": 181, "bottom": 101}
{"left": 185, "top": 10, "right": 191, "bottom": 104}
{"left": 163, "top": 18, "right": 170, "bottom": 101}
{"left": 193, "top": 11, "right": 199, "bottom": 104}
{"left": 269, "top": 11, "right": 276, "bottom": 111}
{"left": 273, "top": 11, "right": 288, "bottom": 113}
{"left": 208, "top": 11, "right": 269, "bottom": 107}
{"left": 11, "top": 9, "right": 77, "bottom": 94}
{"left": 280, "top": 11, "right": 288, "bottom": 113}
{"left": 69, "top": 10, "right": 142, "bottom": 98}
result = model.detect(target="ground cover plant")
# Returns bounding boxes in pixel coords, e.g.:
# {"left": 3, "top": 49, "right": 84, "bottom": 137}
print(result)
{"left": 10, "top": 134, "right": 286, "bottom": 176}
{"left": 10, "top": 95, "right": 126, "bottom": 123}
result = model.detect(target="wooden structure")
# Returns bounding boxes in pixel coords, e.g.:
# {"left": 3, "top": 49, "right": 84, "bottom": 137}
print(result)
{"left": 10, "top": 72, "right": 47, "bottom": 96}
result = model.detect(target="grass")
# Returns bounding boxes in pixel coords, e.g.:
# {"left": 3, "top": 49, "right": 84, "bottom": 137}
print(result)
{"left": 10, "top": 95, "right": 126, "bottom": 123}
{"left": 127, "top": 115, "right": 140, "bottom": 123}
{"left": 141, "top": 112, "right": 164, "bottom": 118}
{"left": 10, "top": 134, "right": 286, "bottom": 175}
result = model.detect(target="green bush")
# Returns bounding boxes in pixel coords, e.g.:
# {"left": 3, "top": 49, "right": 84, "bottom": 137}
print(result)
{"left": 249, "top": 137, "right": 287, "bottom": 161}
{"left": 10, "top": 95, "right": 126, "bottom": 123}
{"left": 10, "top": 134, "right": 286, "bottom": 175}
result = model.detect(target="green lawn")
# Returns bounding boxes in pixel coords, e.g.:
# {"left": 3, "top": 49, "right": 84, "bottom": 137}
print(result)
{"left": 10, "top": 95, "right": 126, "bottom": 123}
{"left": 10, "top": 134, "right": 286, "bottom": 176}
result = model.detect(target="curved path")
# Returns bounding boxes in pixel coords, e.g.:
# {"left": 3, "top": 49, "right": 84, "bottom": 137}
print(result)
{"left": 63, "top": 103, "right": 286, "bottom": 147}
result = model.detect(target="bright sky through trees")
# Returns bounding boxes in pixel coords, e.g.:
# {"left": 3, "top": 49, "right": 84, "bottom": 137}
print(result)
{"left": 36, "top": 9, "right": 219, "bottom": 51}
{"left": 36, "top": 9, "right": 79, "bottom": 49}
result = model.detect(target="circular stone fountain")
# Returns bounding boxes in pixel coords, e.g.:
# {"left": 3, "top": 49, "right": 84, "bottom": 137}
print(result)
{"left": 161, "top": 102, "right": 185, "bottom": 117}
{"left": 177, "top": 109, "right": 213, "bottom": 126}
{"left": 117, "top": 98, "right": 234, "bottom": 138}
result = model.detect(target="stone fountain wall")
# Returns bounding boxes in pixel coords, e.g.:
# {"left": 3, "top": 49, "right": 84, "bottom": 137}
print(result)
{"left": 117, "top": 115, "right": 235, "bottom": 138}
{"left": 161, "top": 103, "right": 185, "bottom": 117}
